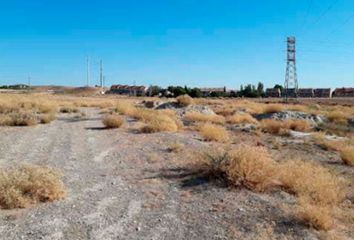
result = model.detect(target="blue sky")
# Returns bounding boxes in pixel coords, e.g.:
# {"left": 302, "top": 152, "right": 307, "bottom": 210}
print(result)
{"left": 0, "top": 0, "right": 354, "bottom": 89}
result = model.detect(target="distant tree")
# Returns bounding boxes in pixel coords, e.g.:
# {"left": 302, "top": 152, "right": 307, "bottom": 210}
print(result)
{"left": 257, "top": 82, "right": 265, "bottom": 97}
{"left": 148, "top": 85, "right": 161, "bottom": 96}
{"left": 274, "top": 84, "right": 283, "bottom": 92}
{"left": 190, "top": 88, "right": 202, "bottom": 98}
{"left": 167, "top": 86, "right": 187, "bottom": 97}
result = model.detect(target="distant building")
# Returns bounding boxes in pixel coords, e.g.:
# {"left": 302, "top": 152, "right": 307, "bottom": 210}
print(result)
{"left": 200, "top": 87, "right": 226, "bottom": 97}
{"left": 313, "top": 88, "right": 331, "bottom": 98}
{"left": 265, "top": 88, "right": 281, "bottom": 98}
{"left": 282, "top": 88, "right": 297, "bottom": 98}
{"left": 298, "top": 88, "right": 314, "bottom": 98}
{"left": 333, "top": 87, "right": 354, "bottom": 97}
{"left": 108, "top": 85, "right": 148, "bottom": 96}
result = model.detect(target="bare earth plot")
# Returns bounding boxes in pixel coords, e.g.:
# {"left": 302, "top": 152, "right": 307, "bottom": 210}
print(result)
{"left": 0, "top": 109, "right": 322, "bottom": 239}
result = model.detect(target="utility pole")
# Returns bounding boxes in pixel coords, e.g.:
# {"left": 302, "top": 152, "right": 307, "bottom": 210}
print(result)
{"left": 27, "top": 75, "right": 31, "bottom": 92}
{"left": 284, "top": 36, "right": 298, "bottom": 102}
{"left": 86, "top": 56, "right": 90, "bottom": 87}
{"left": 99, "top": 60, "right": 103, "bottom": 88}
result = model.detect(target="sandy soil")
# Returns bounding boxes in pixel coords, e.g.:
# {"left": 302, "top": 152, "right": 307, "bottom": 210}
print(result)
{"left": 0, "top": 108, "right": 338, "bottom": 240}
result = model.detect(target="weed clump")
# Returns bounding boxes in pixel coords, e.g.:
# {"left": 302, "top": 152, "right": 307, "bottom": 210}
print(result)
{"left": 339, "top": 146, "right": 354, "bottom": 166}
{"left": 260, "top": 119, "right": 312, "bottom": 135}
{"left": 0, "top": 165, "right": 66, "bottom": 209}
{"left": 199, "top": 123, "right": 229, "bottom": 142}
{"left": 226, "top": 113, "right": 258, "bottom": 124}
{"left": 102, "top": 114, "right": 125, "bottom": 128}
{"left": 226, "top": 145, "right": 277, "bottom": 191}
{"left": 176, "top": 94, "right": 193, "bottom": 107}
{"left": 184, "top": 112, "right": 225, "bottom": 124}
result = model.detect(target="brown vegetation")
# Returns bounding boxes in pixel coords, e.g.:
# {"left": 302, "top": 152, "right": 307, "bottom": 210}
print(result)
{"left": 102, "top": 114, "right": 125, "bottom": 128}
{"left": 260, "top": 119, "right": 312, "bottom": 135}
{"left": 184, "top": 112, "right": 225, "bottom": 124}
{"left": 199, "top": 123, "right": 229, "bottom": 142}
{"left": 226, "top": 145, "right": 277, "bottom": 191}
{"left": 339, "top": 146, "right": 354, "bottom": 166}
{"left": 226, "top": 113, "right": 258, "bottom": 124}
{"left": 326, "top": 111, "right": 350, "bottom": 125}
{"left": 279, "top": 160, "right": 345, "bottom": 230}
{"left": 0, "top": 165, "right": 66, "bottom": 209}
{"left": 176, "top": 94, "right": 193, "bottom": 107}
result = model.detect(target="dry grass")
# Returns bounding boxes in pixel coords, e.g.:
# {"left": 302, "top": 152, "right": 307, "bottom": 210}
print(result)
{"left": 115, "top": 102, "right": 183, "bottom": 133}
{"left": 259, "top": 119, "right": 290, "bottom": 135}
{"left": 297, "top": 197, "right": 334, "bottom": 231}
{"left": 167, "top": 142, "right": 184, "bottom": 153}
{"left": 285, "top": 119, "right": 312, "bottom": 132}
{"left": 260, "top": 119, "right": 312, "bottom": 135}
{"left": 312, "top": 133, "right": 354, "bottom": 166}
{"left": 339, "top": 146, "right": 354, "bottom": 166}
{"left": 0, "top": 165, "right": 66, "bottom": 209}
{"left": 226, "top": 145, "right": 278, "bottom": 191}
{"left": 184, "top": 112, "right": 225, "bottom": 124}
{"left": 59, "top": 106, "right": 79, "bottom": 113}
{"left": 102, "top": 114, "right": 125, "bottom": 128}
{"left": 312, "top": 133, "right": 346, "bottom": 151}
{"left": 39, "top": 113, "right": 56, "bottom": 124}
{"left": 326, "top": 111, "right": 351, "bottom": 125}
{"left": 176, "top": 94, "right": 193, "bottom": 107}
{"left": 189, "top": 143, "right": 347, "bottom": 231}
{"left": 278, "top": 160, "right": 346, "bottom": 230}
{"left": 226, "top": 113, "right": 258, "bottom": 124}
{"left": 262, "top": 104, "right": 284, "bottom": 114}
{"left": 140, "top": 114, "right": 179, "bottom": 133}
{"left": 279, "top": 160, "right": 345, "bottom": 206}
{"left": 199, "top": 123, "right": 229, "bottom": 142}
{"left": 193, "top": 145, "right": 278, "bottom": 191}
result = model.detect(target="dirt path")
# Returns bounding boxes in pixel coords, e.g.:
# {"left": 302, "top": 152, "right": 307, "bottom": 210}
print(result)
{"left": 0, "top": 109, "right": 317, "bottom": 240}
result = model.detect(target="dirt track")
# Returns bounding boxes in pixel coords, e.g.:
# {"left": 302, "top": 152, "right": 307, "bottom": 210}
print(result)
{"left": 0, "top": 109, "right": 317, "bottom": 240}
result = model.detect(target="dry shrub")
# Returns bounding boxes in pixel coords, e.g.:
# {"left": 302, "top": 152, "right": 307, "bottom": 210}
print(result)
{"left": 286, "top": 104, "right": 309, "bottom": 112}
{"left": 199, "top": 123, "right": 229, "bottom": 142}
{"left": 184, "top": 112, "right": 225, "bottom": 124}
{"left": 116, "top": 101, "right": 138, "bottom": 116}
{"left": 279, "top": 160, "right": 345, "bottom": 206}
{"left": 0, "top": 111, "right": 38, "bottom": 126}
{"left": 194, "top": 145, "right": 277, "bottom": 191}
{"left": 260, "top": 119, "right": 312, "bottom": 134}
{"left": 39, "top": 113, "right": 56, "bottom": 124}
{"left": 226, "top": 113, "right": 258, "bottom": 124}
{"left": 141, "top": 114, "right": 179, "bottom": 133}
{"left": 116, "top": 102, "right": 183, "bottom": 133}
{"left": 312, "top": 133, "right": 346, "bottom": 151}
{"left": 339, "top": 146, "right": 354, "bottom": 166}
{"left": 176, "top": 94, "right": 193, "bottom": 107}
{"left": 167, "top": 142, "right": 184, "bottom": 153}
{"left": 226, "top": 145, "right": 278, "bottom": 191}
{"left": 259, "top": 119, "right": 289, "bottom": 135}
{"left": 214, "top": 107, "right": 235, "bottom": 117}
{"left": 38, "top": 103, "right": 58, "bottom": 114}
{"left": 102, "top": 114, "right": 124, "bottom": 128}
{"left": 279, "top": 160, "right": 346, "bottom": 231}
{"left": 262, "top": 104, "right": 284, "bottom": 114}
{"left": 285, "top": 119, "right": 312, "bottom": 132}
{"left": 0, "top": 165, "right": 66, "bottom": 209}
{"left": 326, "top": 111, "right": 350, "bottom": 125}
{"left": 59, "top": 106, "right": 79, "bottom": 113}
{"left": 297, "top": 197, "right": 334, "bottom": 231}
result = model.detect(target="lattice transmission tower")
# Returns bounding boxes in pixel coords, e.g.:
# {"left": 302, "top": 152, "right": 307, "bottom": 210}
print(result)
{"left": 284, "top": 36, "right": 298, "bottom": 101}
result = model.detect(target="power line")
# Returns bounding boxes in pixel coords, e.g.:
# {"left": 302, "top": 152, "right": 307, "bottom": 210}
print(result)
{"left": 298, "top": 0, "right": 314, "bottom": 34}
{"left": 86, "top": 56, "right": 90, "bottom": 87}
{"left": 312, "top": 0, "right": 340, "bottom": 25}
{"left": 324, "top": 13, "right": 354, "bottom": 40}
